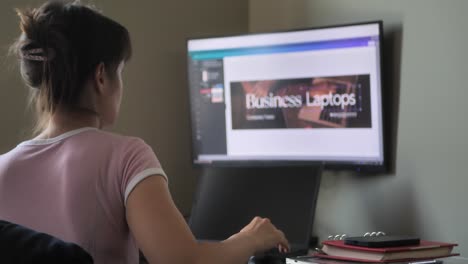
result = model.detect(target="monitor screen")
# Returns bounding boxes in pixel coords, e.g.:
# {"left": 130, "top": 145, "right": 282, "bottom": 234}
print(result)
{"left": 187, "top": 21, "right": 384, "bottom": 167}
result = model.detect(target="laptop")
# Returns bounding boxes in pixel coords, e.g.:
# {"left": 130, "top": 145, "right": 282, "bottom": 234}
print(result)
{"left": 189, "top": 164, "right": 322, "bottom": 260}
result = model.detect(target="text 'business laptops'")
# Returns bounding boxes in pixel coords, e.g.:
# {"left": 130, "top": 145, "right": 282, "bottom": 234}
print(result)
{"left": 189, "top": 165, "right": 322, "bottom": 260}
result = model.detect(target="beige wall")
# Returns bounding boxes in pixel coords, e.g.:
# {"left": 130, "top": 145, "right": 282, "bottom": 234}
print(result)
{"left": 250, "top": 0, "right": 468, "bottom": 256}
{"left": 0, "top": 0, "right": 248, "bottom": 215}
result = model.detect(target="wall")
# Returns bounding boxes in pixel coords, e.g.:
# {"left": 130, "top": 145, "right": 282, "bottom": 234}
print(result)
{"left": 250, "top": 0, "right": 468, "bottom": 256}
{"left": 0, "top": 0, "right": 248, "bottom": 215}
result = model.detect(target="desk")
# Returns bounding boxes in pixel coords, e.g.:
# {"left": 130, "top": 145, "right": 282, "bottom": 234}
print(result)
{"left": 444, "top": 257, "right": 468, "bottom": 264}
{"left": 248, "top": 256, "right": 285, "bottom": 264}
{"left": 248, "top": 256, "right": 468, "bottom": 264}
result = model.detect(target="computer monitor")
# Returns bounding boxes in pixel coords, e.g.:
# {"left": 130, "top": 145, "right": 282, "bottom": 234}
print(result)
{"left": 189, "top": 165, "right": 322, "bottom": 255}
{"left": 187, "top": 21, "right": 385, "bottom": 169}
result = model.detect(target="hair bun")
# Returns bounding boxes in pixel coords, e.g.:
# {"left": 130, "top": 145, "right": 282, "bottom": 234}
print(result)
{"left": 16, "top": 8, "right": 35, "bottom": 36}
{"left": 15, "top": 2, "right": 66, "bottom": 55}
{"left": 15, "top": 8, "right": 45, "bottom": 48}
{"left": 13, "top": 3, "right": 65, "bottom": 89}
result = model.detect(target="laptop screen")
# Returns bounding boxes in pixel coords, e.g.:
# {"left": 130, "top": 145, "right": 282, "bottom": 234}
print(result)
{"left": 189, "top": 165, "right": 322, "bottom": 250}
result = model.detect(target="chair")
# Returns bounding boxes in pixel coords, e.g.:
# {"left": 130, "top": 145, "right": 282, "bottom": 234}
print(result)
{"left": 0, "top": 220, "right": 93, "bottom": 263}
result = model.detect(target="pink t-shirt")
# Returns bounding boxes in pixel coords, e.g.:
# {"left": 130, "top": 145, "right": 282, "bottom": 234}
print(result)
{"left": 0, "top": 127, "right": 167, "bottom": 264}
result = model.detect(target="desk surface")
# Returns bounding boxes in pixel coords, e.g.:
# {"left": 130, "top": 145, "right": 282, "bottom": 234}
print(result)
{"left": 443, "top": 257, "right": 468, "bottom": 264}
{"left": 260, "top": 256, "right": 468, "bottom": 264}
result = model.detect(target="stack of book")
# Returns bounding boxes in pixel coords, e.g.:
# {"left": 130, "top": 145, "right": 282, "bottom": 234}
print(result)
{"left": 314, "top": 240, "right": 459, "bottom": 263}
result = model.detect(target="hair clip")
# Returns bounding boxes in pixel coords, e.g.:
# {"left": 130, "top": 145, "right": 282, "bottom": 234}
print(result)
{"left": 21, "top": 48, "right": 50, "bottom": 62}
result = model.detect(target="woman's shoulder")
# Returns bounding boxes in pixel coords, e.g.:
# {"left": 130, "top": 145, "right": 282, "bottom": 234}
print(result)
{"left": 15, "top": 127, "right": 141, "bottom": 148}
{"left": 73, "top": 129, "right": 157, "bottom": 171}
{"left": 89, "top": 129, "right": 149, "bottom": 150}
{"left": 11, "top": 128, "right": 153, "bottom": 159}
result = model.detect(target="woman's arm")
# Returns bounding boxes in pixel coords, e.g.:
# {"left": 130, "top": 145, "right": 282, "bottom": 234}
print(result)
{"left": 126, "top": 176, "right": 289, "bottom": 264}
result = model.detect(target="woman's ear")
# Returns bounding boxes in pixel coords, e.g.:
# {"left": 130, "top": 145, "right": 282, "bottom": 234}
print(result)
{"left": 94, "top": 62, "right": 106, "bottom": 95}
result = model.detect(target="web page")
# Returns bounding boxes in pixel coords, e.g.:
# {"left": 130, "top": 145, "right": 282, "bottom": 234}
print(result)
{"left": 188, "top": 24, "right": 384, "bottom": 164}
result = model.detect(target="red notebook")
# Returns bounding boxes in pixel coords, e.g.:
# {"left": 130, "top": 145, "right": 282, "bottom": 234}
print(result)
{"left": 315, "top": 240, "right": 459, "bottom": 263}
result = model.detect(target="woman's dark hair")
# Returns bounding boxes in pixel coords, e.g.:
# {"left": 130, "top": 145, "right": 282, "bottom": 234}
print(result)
{"left": 10, "top": 0, "right": 132, "bottom": 133}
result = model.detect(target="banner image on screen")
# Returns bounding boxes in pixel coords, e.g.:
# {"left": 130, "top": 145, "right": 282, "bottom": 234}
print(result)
{"left": 231, "top": 75, "right": 371, "bottom": 130}
{"left": 187, "top": 22, "right": 385, "bottom": 167}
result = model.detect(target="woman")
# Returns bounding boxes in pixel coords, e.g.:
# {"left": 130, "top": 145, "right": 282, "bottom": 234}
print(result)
{"left": 0, "top": 1, "right": 289, "bottom": 263}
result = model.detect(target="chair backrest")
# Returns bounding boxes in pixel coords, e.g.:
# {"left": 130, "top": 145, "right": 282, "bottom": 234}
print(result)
{"left": 0, "top": 220, "right": 93, "bottom": 264}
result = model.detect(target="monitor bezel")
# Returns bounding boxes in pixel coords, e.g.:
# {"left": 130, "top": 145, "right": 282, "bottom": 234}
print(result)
{"left": 186, "top": 21, "right": 387, "bottom": 172}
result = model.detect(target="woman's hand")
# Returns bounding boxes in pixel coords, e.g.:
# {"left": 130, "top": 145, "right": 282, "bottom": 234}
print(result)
{"left": 128, "top": 176, "right": 289, "bottom": 264}
{"left": 235, "top": 216, "right": 290, "bottom": 254}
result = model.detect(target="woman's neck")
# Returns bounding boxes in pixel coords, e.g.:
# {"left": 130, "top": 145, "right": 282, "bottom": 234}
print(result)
{"left": 36, "top": 109, "right": 102, "bottom": 140}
